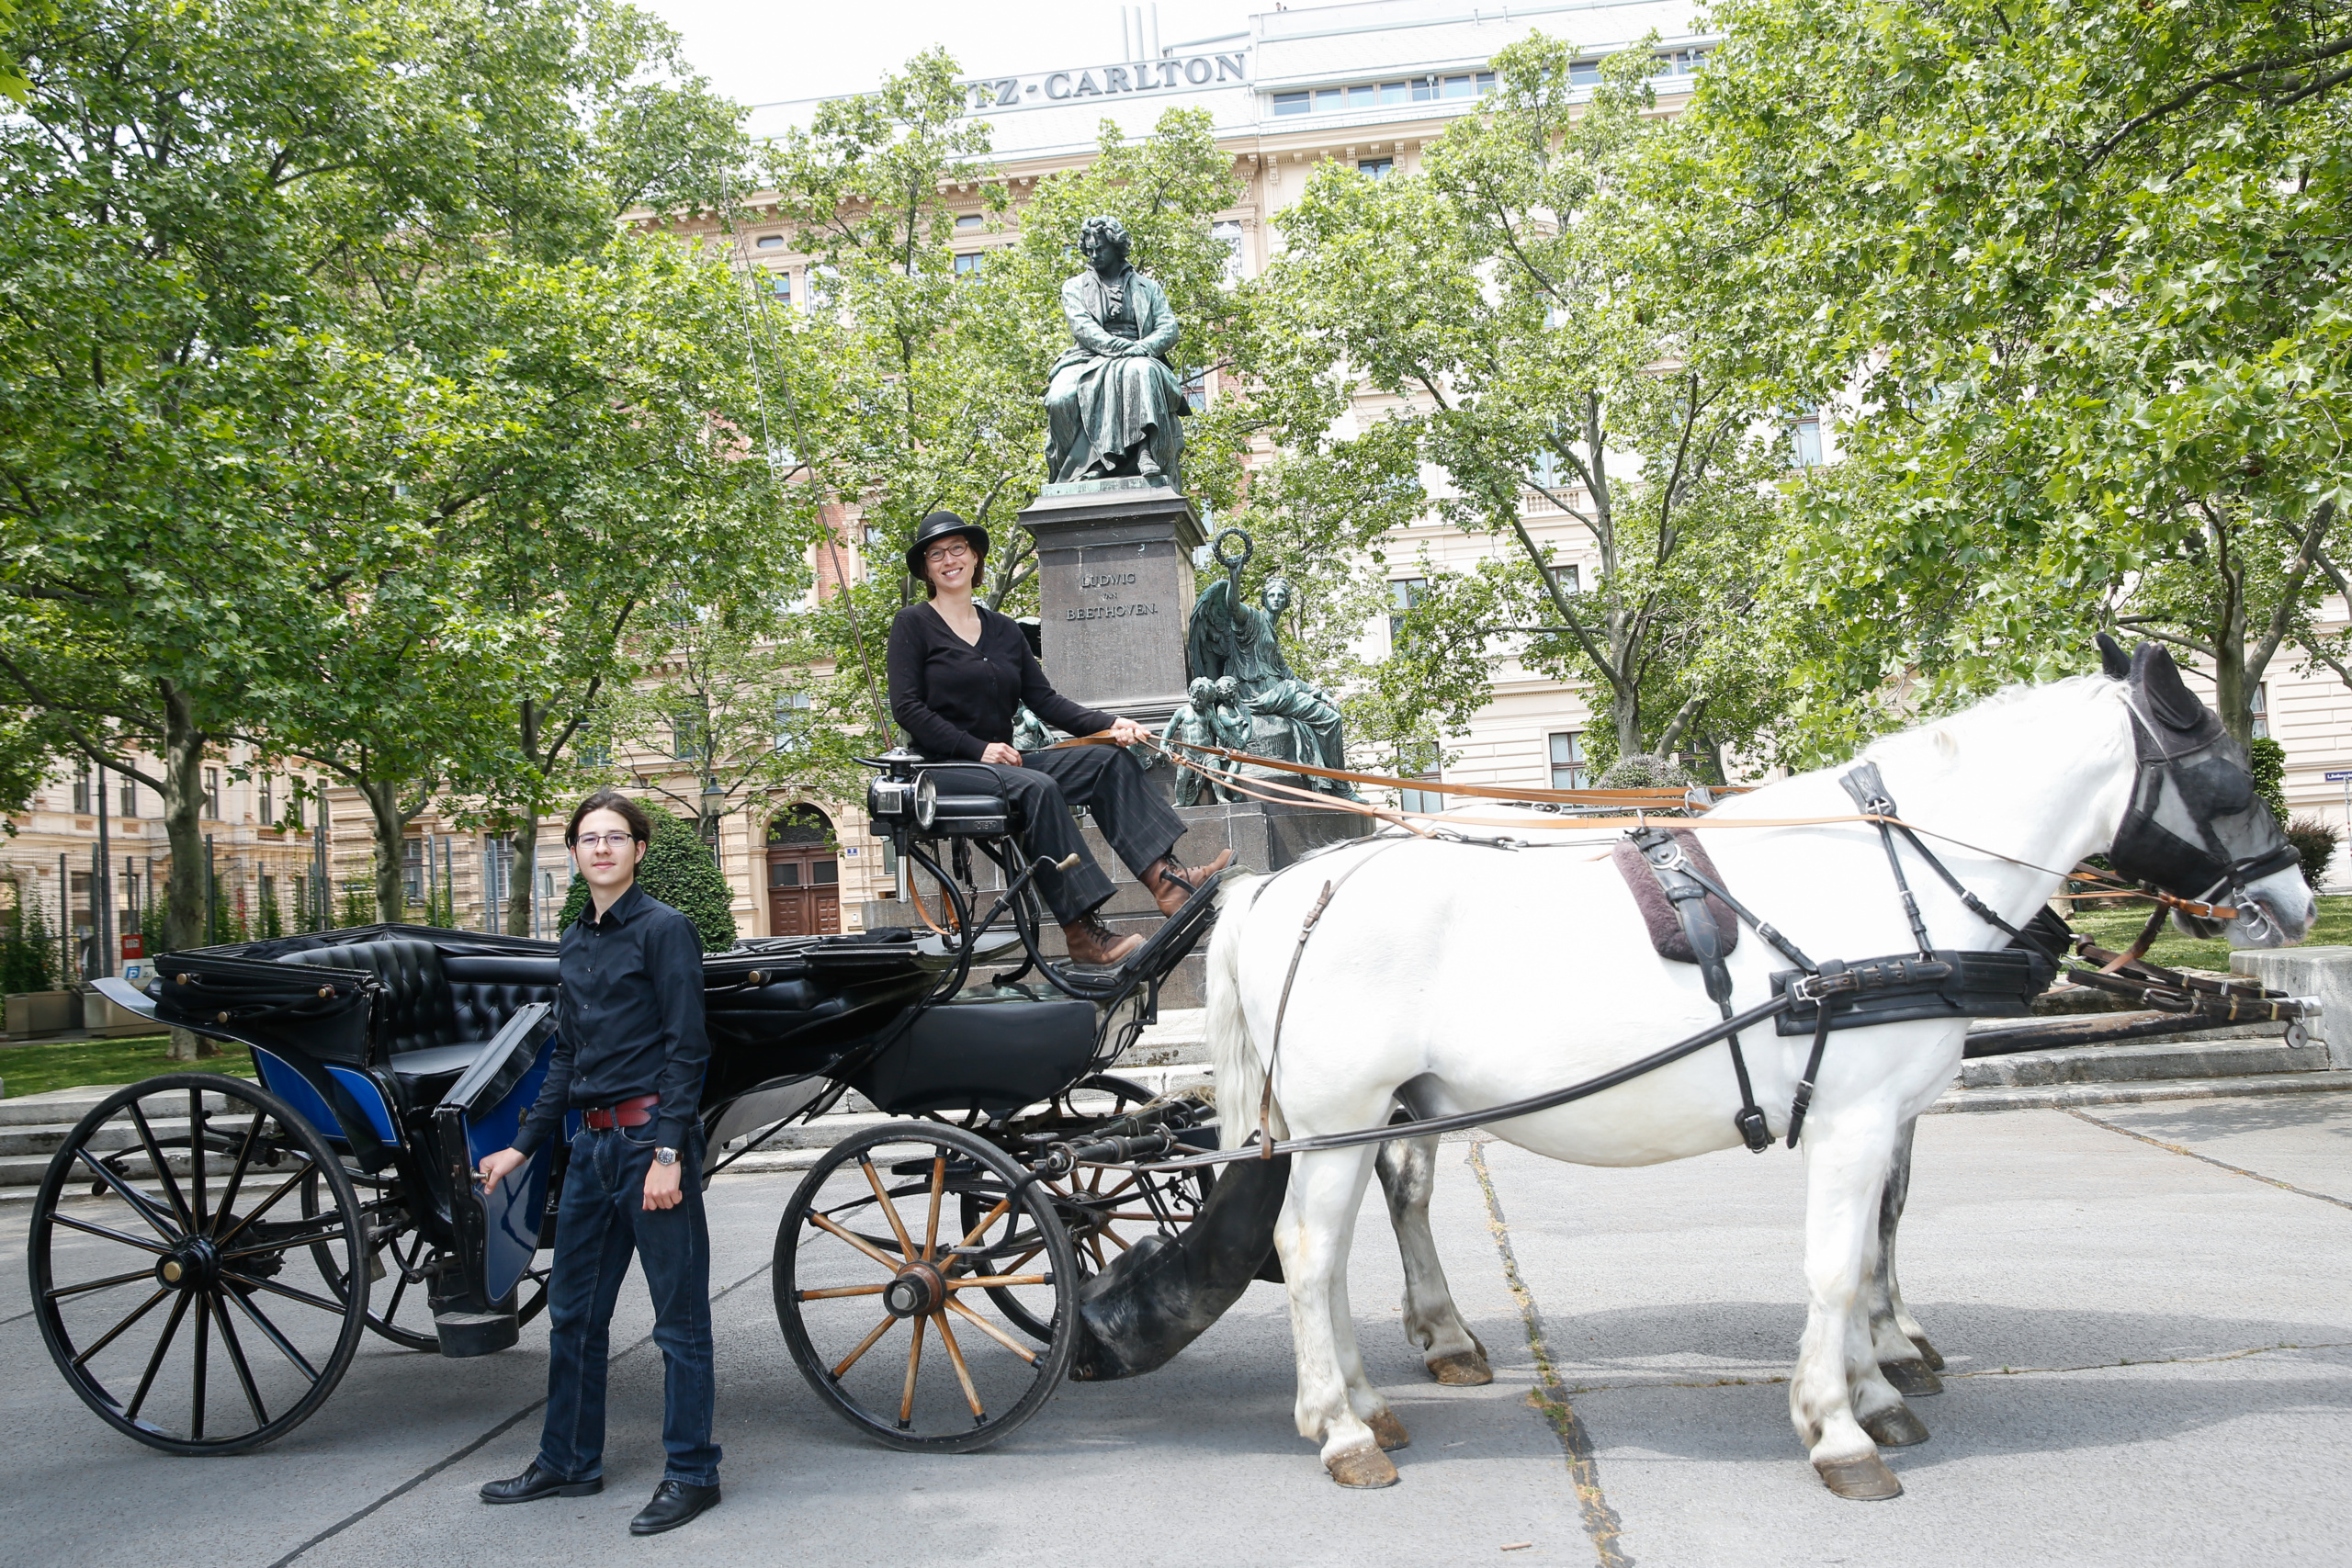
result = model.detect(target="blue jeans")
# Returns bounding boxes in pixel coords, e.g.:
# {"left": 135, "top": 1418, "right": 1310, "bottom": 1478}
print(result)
{"left": 537, "top": 1124, "right": 721, "bottom": 1487}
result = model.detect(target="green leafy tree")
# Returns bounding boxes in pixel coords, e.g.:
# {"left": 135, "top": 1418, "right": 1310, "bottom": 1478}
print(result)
{"left": 558, "top": 804, "right": 737, "bottom": 950}
{"left": 1239, "top": 37, "right": 1792, "bottom": 767}
{"left": 1680, "top": 0, "right": 2352, "bottom": 754}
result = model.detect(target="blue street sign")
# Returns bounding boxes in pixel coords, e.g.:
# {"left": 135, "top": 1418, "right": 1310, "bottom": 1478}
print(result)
{"left": 2327, "top": 771, "right": 2352, "bottom": 783}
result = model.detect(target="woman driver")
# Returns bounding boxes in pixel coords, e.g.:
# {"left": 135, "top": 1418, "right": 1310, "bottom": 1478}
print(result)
{"left": 885, "top": 511, "right": 1230, "bottom": 965}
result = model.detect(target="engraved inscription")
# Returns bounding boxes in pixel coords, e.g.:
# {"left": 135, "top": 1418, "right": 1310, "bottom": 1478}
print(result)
{"left": 1081, "top": 571, "right": 1138, "bottom": 590}
{"left": 1065, "top": 602, "right": 1161, "bottom": 622}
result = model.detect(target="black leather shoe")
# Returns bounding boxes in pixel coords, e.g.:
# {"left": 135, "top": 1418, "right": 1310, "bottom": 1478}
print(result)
{"left": 480, "top": 1460, "right": 602, "bottom": 1504}
{"left": 629, "top": 1478, "right": 721, "bottom": 1536}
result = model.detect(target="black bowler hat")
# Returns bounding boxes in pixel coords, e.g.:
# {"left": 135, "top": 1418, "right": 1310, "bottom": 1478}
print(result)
{"left": 904, "top": 511, "right": 990, "bottom": 581}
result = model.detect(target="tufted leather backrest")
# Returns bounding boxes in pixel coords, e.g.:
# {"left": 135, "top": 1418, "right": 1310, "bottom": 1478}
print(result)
{"left": 281, "top": 940, "right": 458, "bottom": 1057}
{"left": 443, "top": 954, "right": 561, "bottom": 1041}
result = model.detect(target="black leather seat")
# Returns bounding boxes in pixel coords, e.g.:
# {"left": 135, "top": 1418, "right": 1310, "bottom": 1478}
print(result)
{"left": 278, "top": 940, "right": 505, "bottom": 1089}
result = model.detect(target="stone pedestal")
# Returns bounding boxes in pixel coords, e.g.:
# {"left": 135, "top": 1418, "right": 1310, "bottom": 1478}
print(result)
{"left": 1020, "top": 477, "right": 1204, "bottom": 726}
{"left": 2230, "top": 946, "right": 2352, "bottom": 1068}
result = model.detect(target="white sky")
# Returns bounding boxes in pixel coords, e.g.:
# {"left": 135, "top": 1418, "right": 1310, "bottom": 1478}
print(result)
{"left": 636, "top": 1, "right": 1261, "bottom": 108}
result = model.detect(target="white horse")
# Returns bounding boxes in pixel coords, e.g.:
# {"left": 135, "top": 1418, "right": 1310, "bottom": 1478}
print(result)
{"left": 1207, "top": 649, "right": 2312, "bottom": 1498}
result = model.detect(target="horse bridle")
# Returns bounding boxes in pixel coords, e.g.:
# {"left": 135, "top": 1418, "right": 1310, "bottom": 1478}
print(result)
{"left": 2107, "top": 693, "right": 2300, "bottom": 930}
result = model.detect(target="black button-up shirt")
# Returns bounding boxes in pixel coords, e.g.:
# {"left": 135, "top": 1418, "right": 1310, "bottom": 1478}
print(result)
{"left": 514, "top": 883, "right": 709, "bottom": 1154}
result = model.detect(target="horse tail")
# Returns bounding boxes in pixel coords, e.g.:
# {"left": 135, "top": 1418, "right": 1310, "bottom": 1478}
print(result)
{"left": 1207, "top": 872, "right": 1283, "bottom": 1151}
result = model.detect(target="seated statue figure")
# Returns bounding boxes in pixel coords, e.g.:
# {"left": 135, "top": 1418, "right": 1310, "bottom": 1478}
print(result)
{"left": 1045, "top": 215, "right": 1187, "bottom": 488}
{"left": 1184, "top": 574, "right": 1356, "bottom": 800}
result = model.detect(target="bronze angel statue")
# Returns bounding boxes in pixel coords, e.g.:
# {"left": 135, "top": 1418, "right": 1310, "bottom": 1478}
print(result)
{"left": 1184, "top": 572, "right": 1354, "bottom": 797}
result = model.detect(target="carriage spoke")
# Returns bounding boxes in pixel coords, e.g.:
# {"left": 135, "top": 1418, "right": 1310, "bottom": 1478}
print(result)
{"left": 830, "top": 1314, "right": 899, "bottom": 1380}
{"left": 222, "top": 1284, "right": 322, "bottom": 1382}
{"left": 71, "top": 1149, "right": 180, "bottom": 1243}
{"left": 942, "top": 1274, "right": 1047, "bottom": 1290}
{"left": 930, "top": 1310, "right": 987, "bottom": 1421}
{"left": 48, "top": 1213, "right": 168, "bottom": 1257}
{"left": 1097, "top": 1226, "right": 1131, "bottom": 1254}
{"left": 208, "top": 1292, "right": 269, "bottom": 1429}
{"left": 207, "top": 1111, "right": 268, "bottom": 1237}
{"left": 897, "top": 1315, "right": 926, "bottom": 1428}
{"left": 380, "top": 1234, "right": 422, "bottom": 1325}
{"left": 189, "top": 1287, "right": 209, "bottom": 1439}
{"left": 859, "top": 1157, "right": 919, "bottom": 1260}
{"left": 221, "top": 1269, "right": 348, "bottom": 1318}
{"left": 922, "top": 1156, "right": 945, "bottom": 1261}
{"left": 187, "top": 1090, "right": 209, "bottom": 1232}
{"left": 944, "top": 1297, "right": 1038, "bottom": 1363}
{"left": 45, "top": 1266, "right": 158, "bottom": 1302}
{"left": 126, "top": 1291, "right": 193, "bottom": 1421}
{"left": 807, "top": 1212, "right": 909, "bottom": 1274}
{"left": 72, "top": 1287, "right": 173, "bottom": 1369}
{"left": 796, "top": 1282, "right": 890, "bottom": 1301}
{"left": 948, "top": 1196, "right": 1012, "bottom": 1255}
{"left": 126, "top": 1102, "right": 194, "bottom": 1234}
{"left": 210, "top": 1165, "right": 313, "bottom": 1250}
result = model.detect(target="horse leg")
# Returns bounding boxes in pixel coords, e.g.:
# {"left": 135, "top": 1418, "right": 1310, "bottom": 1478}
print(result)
{"left": 1374, "top": 1134, "right": 1490, "bottom": 1386}
{"left": 1869, "top": 1117, "right": 1944, "bottom": 1396}
{"left": 1324, "top": 1200, "right": 1409, "bottom": 1453}
{"left": 1792, "top": 1114, "right": 1916, "bottom": 1499}
{"left": 1276, "top": 1144, "right": 1398, "bottom": 1487}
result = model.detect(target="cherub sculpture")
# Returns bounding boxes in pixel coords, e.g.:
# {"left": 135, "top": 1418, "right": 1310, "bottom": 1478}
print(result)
{"left": 1011, "top": 702, "right": 1052, "bottom": 753}
{"left": 1159, "top": 678, "right": 1241, "bottom": 806}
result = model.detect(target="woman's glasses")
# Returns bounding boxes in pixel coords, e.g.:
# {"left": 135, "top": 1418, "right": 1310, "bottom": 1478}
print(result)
{"left": 924, "top": 540, "right": 973, "bottom": 564}
{"left": 574, "top": 832, "right": 639, "bottom": 851}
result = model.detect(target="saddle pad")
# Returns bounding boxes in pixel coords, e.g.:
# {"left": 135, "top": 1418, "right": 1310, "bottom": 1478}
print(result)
{"left": 1611, "top": 829, "right": 1739, "bottom": 964}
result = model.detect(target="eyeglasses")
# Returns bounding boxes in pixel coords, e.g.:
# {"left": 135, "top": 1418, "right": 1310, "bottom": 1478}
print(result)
{"left": 574, "top": 832, "right": 639, "bottom": 851}
{"left": 923, "top": 540, "right": 974, "bottom": 564}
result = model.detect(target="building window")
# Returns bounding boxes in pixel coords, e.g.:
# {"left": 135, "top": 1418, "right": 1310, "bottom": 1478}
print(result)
{"left": 954, "top": 213, "right": 983, "bottom": 231}
{"left": 1549, "top": 563, "right": 1580, "bottom": 597}
{"left": 808, "top": 264, "right": 838, "bottom": 306}
{"left": 73, "top": 765, "right": 91, "bottom": 814}
{"left": 1377, "top": 80, "right": 1410, "bottom": 105}
{"left": 1388, "top": 578, "right": 1428, "bottom": 648}
{"left": 1569, "top": 57, "right": 1600, "bottom": 85}
{"left": 768, "top": 271, "right": 792, "bottom": 304}
{"left": 2252, "top": 682, "right": 2269, "bottom": 741}
{"left": 672, "top": 708, "right": 707, "bottom": 762}
{"left": 754, "top": 233, "right": 785, "bottom": 249}
{"left": 1791, "top": 416, "right": 1823, "bottom": 468}
{"left": 1214, "top": 220, "right": 1244, "bottom": 285}
{"left": 204, "top": 768, "right": 221, "bottom": 819}
{"left": 1656, "top": 48, "right": 1712, "bottom": 76}
{"left": 1549, "top": 732, "right": 1589, "bottom": 790}
{"left": 285, "top": 780, "right": 302, "bottom": 829}
{"left": 401, "top": 836, "right": 424, "bottom": 901}
{"left": 1399, "top": 773, "right": 1445, "bottom": 816}
{"left": 1272, "top": 90, "right": 1308, "bottom": 115}
{"left": 119, "top": 773, "right": 137, "bottom": 818}
{"left": 1357, "top": 157, "right": 1393, "bottom": 179}
{"left": 953, "top": 251, "right": 984, "bottom": 276}
{"left": 1278, "top": 72, "right": 1499, "bottom": 115}
{"left": 260, "top": 776, "right": 274, "bottom": 824}
{"left": 775, "top": 690, "right": 813, "bottom": 751}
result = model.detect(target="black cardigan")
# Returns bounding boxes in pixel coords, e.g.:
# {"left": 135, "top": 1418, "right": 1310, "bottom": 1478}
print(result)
{"left": 888, "top": 603, "right": 1116, "bottom": 761}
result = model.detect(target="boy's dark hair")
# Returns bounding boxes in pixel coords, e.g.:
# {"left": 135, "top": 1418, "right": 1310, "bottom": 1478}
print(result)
{"left": 565, "top": 789, "right": 651, "bottom": 847}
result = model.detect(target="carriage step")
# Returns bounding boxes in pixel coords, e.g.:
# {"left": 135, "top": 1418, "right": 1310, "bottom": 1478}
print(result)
{"left": 1958, "top": 1033, "right": 2327, "bottom": 1089}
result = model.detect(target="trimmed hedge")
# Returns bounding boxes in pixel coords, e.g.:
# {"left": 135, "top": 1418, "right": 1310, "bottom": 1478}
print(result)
{"left": 2248, "top": 736, "right": 2288, "bottom": 824}
{"left": 558, "top": 803, "right": 738, "bottom": 952}
{"left": 2287, "top": 815, "right": 2340, "bottom": 890}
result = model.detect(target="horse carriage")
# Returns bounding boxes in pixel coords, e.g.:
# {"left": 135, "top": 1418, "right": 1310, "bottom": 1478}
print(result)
{"left": 44, "top": 749, "right": 1263, "bottom": 1456}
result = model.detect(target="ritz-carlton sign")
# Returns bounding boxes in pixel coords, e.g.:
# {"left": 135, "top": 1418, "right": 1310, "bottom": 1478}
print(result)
{"left": 965, "top": 52, "right": 1249, "bottom": 111}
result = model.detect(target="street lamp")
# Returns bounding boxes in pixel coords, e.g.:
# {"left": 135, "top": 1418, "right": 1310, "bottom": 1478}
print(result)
{"left": 700, "top": 778, "right": 727, "bottom": 865}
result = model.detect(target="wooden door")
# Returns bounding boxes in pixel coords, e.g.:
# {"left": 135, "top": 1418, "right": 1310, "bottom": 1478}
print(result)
{"left": 765, "top": 807, "right": 840, "bottom": 937}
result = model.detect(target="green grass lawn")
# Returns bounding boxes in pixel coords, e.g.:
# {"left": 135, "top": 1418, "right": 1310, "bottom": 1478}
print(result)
{"left": 0, "top": 1035, "right": 254, "bottom": 1100}
{"left": 2063, "top": 890, "right": 2352, "bottom": 973}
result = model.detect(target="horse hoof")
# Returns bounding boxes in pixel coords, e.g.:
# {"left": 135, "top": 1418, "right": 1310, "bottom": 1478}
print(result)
{"left": 1860, "top": 1404, "right": 1930, "bottom": 1448}
{"left": 1427, "top": 1350, "right": 1493, "bottom": 1386}
{"left": 1369, "top": 1410, "right": 1410, "bottom": 1451}
{"left": 1815, "top": 1452, "right": 1903, "bottom": 1500}
{"left": 1909, "top": 1334, "right": 1946, "bottom": 1371}
{"left": 1881, "top": 1358, "right": 1943, "bottom": 1398}
{"left": 1327, "top": 1443, "right": 1401, "bottom": 1489}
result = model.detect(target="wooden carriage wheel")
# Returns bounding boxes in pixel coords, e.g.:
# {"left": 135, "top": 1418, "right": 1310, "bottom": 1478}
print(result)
{"left": 967, "top": 1075, "right": 1214, "bottom": 1343}
{"left": 774, "top": 1121, "right": 1079, "bottom": 1452}
{"left": 28, "top": 1075, "right": 370, "bottom": 1455}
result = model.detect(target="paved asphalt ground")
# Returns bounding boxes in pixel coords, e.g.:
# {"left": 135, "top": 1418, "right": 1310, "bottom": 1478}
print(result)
{"left": 1, "top": 1092, "right": 2346, "bottom": 1568}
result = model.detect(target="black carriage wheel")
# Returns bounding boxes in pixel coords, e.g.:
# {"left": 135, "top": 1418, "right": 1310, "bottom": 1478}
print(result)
{"left": 973, "top": 1075, "right": 1213, "bottom": 1343}
{"left": 775, "top": 1122, "right": 1078, "bottom": 1453}
{"left": 29, "top": 1074, "right": 371, "bottom": 1455}
{"left": 304, "top": 1170, "right": 437, "bottom": 1353}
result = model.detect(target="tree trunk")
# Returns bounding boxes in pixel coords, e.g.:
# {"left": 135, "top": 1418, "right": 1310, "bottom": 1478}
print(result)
{"left": 506, "top": 807, "right": 537, "bottom": 937}
{"left": 157, "top": 683, "right": 218, "bottom": 1061}
{"left": 361, "top": 779, "right": 408, "bottom": 925}
{"left": 2209, "top": 518, "right": 2255, "bottom": 750}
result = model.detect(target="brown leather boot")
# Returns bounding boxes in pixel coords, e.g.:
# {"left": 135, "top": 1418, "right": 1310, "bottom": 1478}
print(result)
{"left": 1062, "top": 912, "right": 1143, "bottom": 967}
{"left": 1137, "top": 849, "right": 1236, "bottom": 917}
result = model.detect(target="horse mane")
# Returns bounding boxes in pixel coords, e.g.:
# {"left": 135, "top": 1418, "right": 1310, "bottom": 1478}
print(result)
{"left": 1857, "top": 674, "right": 2128, "bottom": 778}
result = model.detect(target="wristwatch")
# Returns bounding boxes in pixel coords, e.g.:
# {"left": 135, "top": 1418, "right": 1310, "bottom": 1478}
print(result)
{"left": 654, "top": 1147, "right": 679, "bottom": 1168}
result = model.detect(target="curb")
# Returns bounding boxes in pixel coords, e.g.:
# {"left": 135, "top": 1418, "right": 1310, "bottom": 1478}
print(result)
{"left": 1928, "top": 1069, "right": 2352, "bottom": 1114}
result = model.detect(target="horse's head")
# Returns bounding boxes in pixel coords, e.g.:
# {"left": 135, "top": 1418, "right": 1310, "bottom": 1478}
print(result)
{"left": 2097, "top": 634, "right": 2313, "bottom": 947}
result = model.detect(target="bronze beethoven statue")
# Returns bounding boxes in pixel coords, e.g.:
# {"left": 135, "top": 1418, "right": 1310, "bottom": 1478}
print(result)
{"left": 1045, "top": 215, "right": 1187, "bottom": 488}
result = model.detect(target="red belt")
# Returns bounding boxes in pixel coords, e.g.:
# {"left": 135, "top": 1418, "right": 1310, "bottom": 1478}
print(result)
{"left": 583, "top": 1093, "right": 659, "bottom": 1131}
